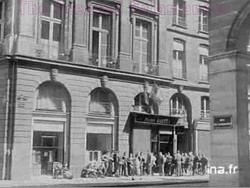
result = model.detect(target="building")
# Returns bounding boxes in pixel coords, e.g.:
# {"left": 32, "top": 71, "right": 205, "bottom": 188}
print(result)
{"left": 0, "top": 0, "right": 209, "bottom": 180}
{"left": 209, "top": 0, "right": 250, "bottom": 187}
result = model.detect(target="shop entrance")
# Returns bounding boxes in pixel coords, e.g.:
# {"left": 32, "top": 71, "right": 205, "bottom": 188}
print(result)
{"left": 151, "top": 129, "right": 173, "bottom": 155}
{"left": 159, "top": 134, "right": 173, "bottom": 154}
{"left": 32, "top": 131, "right": 64, "bottom": 176}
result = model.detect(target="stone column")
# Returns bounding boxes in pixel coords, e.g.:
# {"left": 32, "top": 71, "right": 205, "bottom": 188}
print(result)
{"left": 209, "top": 51, "right": 250, "bottom": 187}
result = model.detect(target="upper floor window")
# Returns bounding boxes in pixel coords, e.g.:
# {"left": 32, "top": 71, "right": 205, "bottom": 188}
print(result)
{"left": 0, "top": 1, "right": 5, "bottom": 41}
{"left": 134, "top": 19, "right": 153, "bottom": 73}
{"left": 201, "top": 96, "right": 209, "bottom": 118}
{"left": 173, "top": 39, "right": 186, "bottom": 79}
{"left": 199, "top": 45, "right": 209, "bottom": 82}
{"left": 173, "top": 0, "right": 186, "bottom": 27}
{"left": 41, "top": 0, "right": 64, "bottom": 42}
{"left": 199, "top": 7, "right": 209, "bottom": 33}
{"left": 89, "top": 4, "right": 119, "bottom": 69}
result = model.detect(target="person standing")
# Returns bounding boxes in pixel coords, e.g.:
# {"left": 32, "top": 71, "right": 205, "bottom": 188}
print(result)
{"left": 165, "top": 152, "right": 173, "bottom": 176}
{"left": 200, "top": 154, "right": 208, "bottom": 175}
{"left": 175, "top": 150, "right": 182, "bottom": 176}
{"left": 158, "top": 152, "right": 165, "bottom": 176}
{"left": 127, "top": 153, "right": 134, "bottom": 177}
{"left": 121, "top": 152, "right": 128, "bottom": 176}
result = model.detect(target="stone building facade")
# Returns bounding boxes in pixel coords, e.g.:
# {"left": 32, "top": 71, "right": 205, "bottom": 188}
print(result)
{"left": 0, "top": 0, "right": 209, "bottom": 180}
{"left": 209, "top": 0, "right": 250, "bottom": 187}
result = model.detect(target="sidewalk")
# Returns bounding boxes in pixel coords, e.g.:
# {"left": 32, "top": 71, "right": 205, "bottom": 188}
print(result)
{"left": 0, "top": 175, "right": 209, "bottom": 187}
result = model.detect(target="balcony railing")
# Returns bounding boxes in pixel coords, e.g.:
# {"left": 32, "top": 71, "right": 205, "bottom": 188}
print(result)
{"left": 132, "top": 62, "right": 159, "bottom": 75}
{"left": 89, "top": 54, "right": 119, "bottom": 69}
{"left": 173, "top": 68, "right": 186, "bottom": 79}
{"left": 201, "top": 110, "right": 210, "bottom": 119}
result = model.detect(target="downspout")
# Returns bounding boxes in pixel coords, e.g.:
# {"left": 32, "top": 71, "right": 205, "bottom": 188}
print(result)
{"left": 2, "top": 74, "right": 10, "bottom": 180}
{"left": 4, "top": 59, "right": 17, "bottom": 180}
{"left": 4, "top": 0, "right": 19, "bottom": 180}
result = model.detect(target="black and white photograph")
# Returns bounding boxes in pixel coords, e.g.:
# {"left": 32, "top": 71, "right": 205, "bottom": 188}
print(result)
{"left": 0, "top": 0, "right": 249, "bottom": 187}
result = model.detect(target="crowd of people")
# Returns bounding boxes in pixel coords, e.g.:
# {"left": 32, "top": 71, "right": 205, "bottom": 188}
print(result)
{"left": 81, "top": 150, "right": 209, "bottom": 179}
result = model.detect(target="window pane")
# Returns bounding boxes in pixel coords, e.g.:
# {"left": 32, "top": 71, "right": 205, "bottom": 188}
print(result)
{"left": 41, "top": 20, "right": 50, "bottom": 40}
{"left": 53, "top": 2, "right": 63, "bottom": 20}
{"left": 53, "top": 23, "right": 61, "bottom": 41}
{"left": 0, "top": 2, "right": 3, "bottom": 20}
{"left": 135, "top": 28, "right": 140, "bottom": 37}
{"left": 42, "top": 0, "right": 50, "bottom": 17}
{"left": 93, "top": 13, "right": 99, "bottom": 27}
{"left": 92, "top": 31, "right": 99, "bottom": 58}
{"left": 87, "top": 133, "right": 112, "bottom": 151}
{"left": 102, "top": 14, "right": 111, "bottom": 31}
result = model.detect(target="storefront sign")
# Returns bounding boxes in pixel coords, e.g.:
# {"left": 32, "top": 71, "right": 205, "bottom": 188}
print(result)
{"left": 213, "top": 115, "right": 232, "bottom": 129}
{"left": 134, "top": 113, "right": 178, "bottom": 126}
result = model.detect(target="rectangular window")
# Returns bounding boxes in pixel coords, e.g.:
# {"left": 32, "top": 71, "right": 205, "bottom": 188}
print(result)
{"left": 199, "top": 8, "right": 209, "bottom": 32}
{"left": 173, "top": 39, "right": 186, "bottom": 78}
{"left": 41, "top": 0, "right": 64, "bottom": 42}
{"left": 133, "top": 18, "right": 156, "bottom": 75}
{"left": 199, "top": 55, "right": 208, "bottom": 81}
{"left": 89, "top": 5, "right": 119, "bottom": 69}
{"left": 201, "top": 96, "right": 209, "bottom": 118}
{"left": 173, "top": 0, "right": 186, "bottom": 27}
{"left": 199, "top": 45, "right": 209, "bottom": 81}
{"left": 0, "top": 1, "right": 5, "bottom": 41}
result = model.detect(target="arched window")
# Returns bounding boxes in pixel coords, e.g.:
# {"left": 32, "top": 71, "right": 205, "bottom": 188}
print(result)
{"left": 170, "top": 93, "right": 191, "bottom": 126}
{"left": 32, "top": 81, "right": 71, "bottom": 176}
{"left": 35, "top": 82, "right": 70, "bottom": 112}
{"left": 133, "top": 92, "right": 150, "bottom": 113}
{"left": 86, "top": 88, "right": 118, "bottom": 162}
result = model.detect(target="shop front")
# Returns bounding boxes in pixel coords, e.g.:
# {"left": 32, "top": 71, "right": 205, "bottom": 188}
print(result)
{"left": 128, "top": 112, "right": 181, "bottom": 155}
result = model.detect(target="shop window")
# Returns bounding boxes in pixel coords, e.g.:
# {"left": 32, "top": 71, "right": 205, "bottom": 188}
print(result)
{"left": 173, "top": 0, "right": 186, "bottom": 27}
{"left": 199, "top": 7, "right": 209, "bottom": 33}
{"left": 89, "top": 3, "right": 119, "bottom": 69}
{"left": 173, "top": 39, "right": 186, "bottom": 79}
{"left": 201, "top": 96, "right": 209, "bottom": 118}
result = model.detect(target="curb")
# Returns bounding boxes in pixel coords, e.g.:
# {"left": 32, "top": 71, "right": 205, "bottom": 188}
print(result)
{"left": 6, "top": 179, "right": 209, "bottom": 187}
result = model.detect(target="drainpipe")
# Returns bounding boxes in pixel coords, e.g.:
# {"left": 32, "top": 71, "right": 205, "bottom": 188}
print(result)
{"left": 4, "top": 59, "right": 17, "bottom": 180}
{"left": 2, "top": 75, "right": 10, "bottom": 180}
{"left": 4, "top": 0, "right": 19, "bottom": 180}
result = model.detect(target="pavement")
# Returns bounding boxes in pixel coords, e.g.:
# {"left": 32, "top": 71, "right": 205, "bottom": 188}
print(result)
{"left": 0, "top": 174, "right": 209, "bottom": 187}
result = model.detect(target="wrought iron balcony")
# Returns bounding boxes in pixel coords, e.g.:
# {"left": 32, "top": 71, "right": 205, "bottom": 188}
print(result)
{"left": 132, "top": 61, "right": 159, "bottom": 75}
{"left": 89, "top": 54, "right": 119, "bottom": 69}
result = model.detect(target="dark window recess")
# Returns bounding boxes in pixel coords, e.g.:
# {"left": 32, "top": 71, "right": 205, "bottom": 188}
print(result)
{"left": 53, "top": 2, "right": 63, "bottom": 19}
{"left": 41, "top": 20, "right": 50, "bottom": 39}
{"left": 53, "top": 23, "right": 61, "bottom": 41}
{"left": 42, "top": 0, "right": 51, "bottom": 17}
{"left": 86, "top": 133, "right": 112, "bottom": 151}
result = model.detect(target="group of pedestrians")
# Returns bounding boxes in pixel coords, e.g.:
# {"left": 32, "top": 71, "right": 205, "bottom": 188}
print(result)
{"left": 160, "top": 150, "right": 208, "bottom": 176}
{"left": 81, "top": 150, "right": 208, "bottom": 179}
